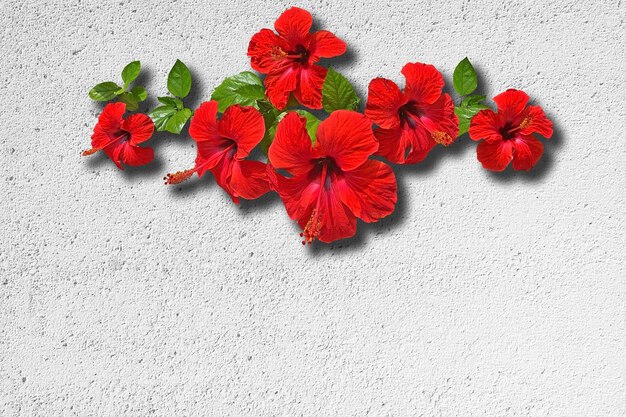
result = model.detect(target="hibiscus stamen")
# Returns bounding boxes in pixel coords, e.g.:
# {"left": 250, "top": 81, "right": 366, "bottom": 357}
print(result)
{"left": 164, "top": 169, "right": 195, "bottom": 185}
{"left": 519, "top": 116, "right": 533, "bottom": 130}
{"left": 271, "top": 46, "right": 287, "bottom": 60}
{"left": 432, "top": 131, "right": 454, "bottom": 146}
{"left": 300, "top": 162, "right": 329, "bottom": 244}
{"left": 81, "top": 148, "right": 100, "bottom": 156}
{"left": 301, "top": 208, "right": 322, "bottom": 245}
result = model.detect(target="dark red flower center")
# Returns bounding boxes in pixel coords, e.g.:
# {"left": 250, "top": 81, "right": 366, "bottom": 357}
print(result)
{"left": 499, "top": 122, "right": 520, "bottom": 141}
{"left": 398, "top": 101, "right": 423, "bottom": 129}
{"left": 285, "top": 44, "right": 310, "bottom": 64}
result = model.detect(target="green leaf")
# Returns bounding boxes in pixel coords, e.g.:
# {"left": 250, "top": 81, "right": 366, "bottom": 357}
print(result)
{"left": 131, "top": 86, "right": 147, "bottom": 101}
{"left": 211, "top": 71, "right": 265, "bottom": 112}
{"left": 89, "top": 82, "right": 121, "bottom": 101}
{"left": 259, "top": 108, "right": 321, "bottom": 156}
{"left": 164, "top": 108, "right": 192, "bottom": 134}
{"left": 322, "top": 67, "right": 361, "bottom": 112}
{"left": 158, "top": 96, "right": 183, "bottom": 110}
{"left": 167, "top": 59, "right": 192, "bottom": 98}
{"left": 117, "top": 87, "right": 148, "bottom": 112}
{"left": 453, "top": 57, "right": 478, "bottom": 96}
{"left": 294, "top": 110, "right": 321, "bottom": 143}
{"left": 455, "top": 103, "right": 489, "bottom": 137}
{"left": 121, "top": 61, "right": 141, "bottom": 86}
{"left": 149, "top": 106, "right": 177, "bottom": 131}
{"left": 257, "top": 100, "right": 281, "bottom": 156}
{"left": 461, "top": 95, "right": 486, "bottom": 107}
{"left": 118, "top": 92, "right": 139, "bottom": 111}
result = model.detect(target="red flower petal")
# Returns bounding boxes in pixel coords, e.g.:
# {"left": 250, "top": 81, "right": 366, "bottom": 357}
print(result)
{"left": 120, "top": 143, "right": 154, "bottom": 167}
{"left": 268, "top": 112, "right": 314, "bottom": 176}
{"left": 365, "top": 78, "right": 406, "bottom": 129}
{"left": 374, "top": 127, "right": 405, "bottom": 163}
{"left": 218, "top": 105, "right": 265, "bottom": 159}
{"left": 209, "top": 154, "right": 239, "bottom": 204}
{"left": 401, "top": 62, "right": 444, "bottom": 105}
{"left": 274, "top": 7, "right": 312, "bottom": 45}
{"left": 102, "top": 142, "right": 124, "bottom": 170}
{"left": 268, "top": 168, "right": 320, "bottom": 223}
{"left": 511, "top": 136, "right": 544, "bottom": 171}
{"left": 335, "top": 159, "right": 397, "bottom": 223}
{"left": 121, "top": 113, "right": 154, "bottom": 145}
{"left": 521, "top": 105, "right": 553, "bottom": 138}
{"left": 404, "top": 126, "right": 436, "bottom": 164}
{"left": 248, "top": 28, "right": 290, "bottom": 73}
{"left": 195, "top": 141, "right": 230, "bottom": 176}
{"left": 90, "top": 125, "right": 111, "bottom": 149}
{"left": 265, "top": 65, "right": 299, "bottom": 109}
{"left": 189, "top": 101, "right": 220, "bottom": 143}
{"left": 97, "top": 102, "right": 125, "bottom": 134}
{"left": 493, "top": 89, "right": 529, "bottom": 119}
{"left": 419, "top": 93, "right": 459, "bottom": 141}
{"left": 315, "top": 185, "right": 357, "bottom": 243}
{"left": 293, "top": 64, "right": 326, "bottom": 109}
{"left": 310, "top": 30, "right": 346, "bottom": 59}
{"left": 314, "top": 110, "right": 378, "bottom": 172}
{"left": 469, "top": 109, "right": 503, "bottom": 143}
{"left": 230, "top": 160, "right": 271, "bottom": 200}
{"left": 374, "top": 125, "right": 434, "bottom": 164}
{"left": 476, "top": 139, "right": 514, "bottom": 172}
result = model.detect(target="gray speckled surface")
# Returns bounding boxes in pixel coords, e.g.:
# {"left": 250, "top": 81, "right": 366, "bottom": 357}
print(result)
{"left": 1, "top": 0, "right": 624, "bottom": 415}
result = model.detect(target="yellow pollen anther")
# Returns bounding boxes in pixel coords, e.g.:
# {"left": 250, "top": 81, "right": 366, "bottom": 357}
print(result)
{"left": 164, "top": 169, "right": 195, "bottom": 185}
{"left": 432, "top": 131, "right": 454, "bottom": 146}
{"left": 270, "top": 46, "right": 287, "bottom": 60}
{"left": 519, "top": 117, "right": 533, "bottom": 130}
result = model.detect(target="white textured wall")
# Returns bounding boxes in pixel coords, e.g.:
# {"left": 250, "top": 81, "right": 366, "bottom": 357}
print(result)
{"left": 1, "top": 0, "right": 624, "bottom": 415}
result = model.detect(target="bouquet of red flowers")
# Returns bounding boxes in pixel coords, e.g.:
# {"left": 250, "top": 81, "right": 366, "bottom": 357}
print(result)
{"left": 85, "top": 7, "right": 553, "bottom": 245}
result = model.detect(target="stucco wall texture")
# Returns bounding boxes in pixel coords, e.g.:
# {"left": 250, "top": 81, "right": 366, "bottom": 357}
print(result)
{"left": 1, "top": 0, "right": 624, "bottom": 415}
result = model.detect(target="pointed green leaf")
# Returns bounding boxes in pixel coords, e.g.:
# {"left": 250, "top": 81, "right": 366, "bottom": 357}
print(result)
{"left": 461, "top": 95, "right": 486, "bottom": 107}
{"left": 118, "top": 92, "right": 139, "bottom": 111}
{"left": 455, "top": 103, "right": 489, "bottom": 137}
{"left": 121, "top": 61, "right": 141, "bottom": 86}
{"left": 257, "top": 100, "right": 281, "bottom": 156}
{"left": 89, "top": 82, "right": 121, "bottom": 101}
{"left": 131, "top": 86, "right": 147, "bottom": 101}
{"left": 211, "top": 71, "right": 265, "bottom": 112}
{"left": 149, "top": 106, "right": 177, "bottom": 131}
{"left": 158, "top": 96, "right": 183, "bottom": 110}
{"left": 167, "top": 59, "right": 192, "bottom": 98}
{"left": 164, "top": 108, "right": 192, "bottom": 134}
{"left": 453, "top": 57, "right": 478, "bottom": 96}
{"left": 322, "top": 68, "right": 361, "bottom": 113}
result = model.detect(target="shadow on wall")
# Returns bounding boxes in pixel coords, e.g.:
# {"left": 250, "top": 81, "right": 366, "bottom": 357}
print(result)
{"left": 83, "top": 57, "right": 562, "bottom": 253}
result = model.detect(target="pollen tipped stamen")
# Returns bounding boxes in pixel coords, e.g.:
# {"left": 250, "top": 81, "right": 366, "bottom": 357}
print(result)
{"left": 81, "top": 148, "right": 100, "bottom": 156}
{"left": 518, "top": 116, "right": 533, "bottom": 130}
{"left": 301, "top": 208, "right": 322, "bottom": 245}
{"left": 432, "top": 131, "right": 454, "bottom": 146}
{"left": 164, "top": 169, "right": 195, "bottom": 185}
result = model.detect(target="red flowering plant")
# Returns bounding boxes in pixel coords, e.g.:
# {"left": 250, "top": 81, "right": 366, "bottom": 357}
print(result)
{"left": 84, "top": 7, "right": 554, "bottom": 245}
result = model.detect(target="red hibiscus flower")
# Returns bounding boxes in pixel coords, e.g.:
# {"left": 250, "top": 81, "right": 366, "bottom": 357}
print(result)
{"left": 365, "top": 62, "right": 459, "bottom": 164}
{"left": 469, "top": 89, "right": 553, "bottom": 171}
{"left": 82, "top": 102, "right": 154, "bottom": 169}
{"left": 164, "top": 101, "right": 270, "bottom": 204}
{"left": 248, "top": 7, "right": 347, "bottom": 110}
{"left": 267, "top": 111, "right": 397, "bottom": 244}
